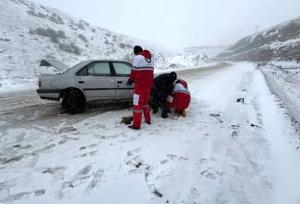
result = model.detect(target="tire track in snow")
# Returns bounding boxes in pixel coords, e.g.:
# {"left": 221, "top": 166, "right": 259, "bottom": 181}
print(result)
{"left": 255, "top": 70, "right": 300, "bottom": 204}
{"left": 262, "top": 70, "right": 300, "bottom": 142}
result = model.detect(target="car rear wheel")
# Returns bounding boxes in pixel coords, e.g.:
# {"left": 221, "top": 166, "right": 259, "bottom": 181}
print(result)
{"left": 61, "top": 89, "right": 86, "bottom": 114}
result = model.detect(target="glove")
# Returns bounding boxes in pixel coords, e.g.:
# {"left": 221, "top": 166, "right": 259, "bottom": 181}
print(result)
{"left": 127, "top": 79, "right": 134, "bottom": 86}
{"left": 166, "top": 95, "right": 173, "bottom": 103}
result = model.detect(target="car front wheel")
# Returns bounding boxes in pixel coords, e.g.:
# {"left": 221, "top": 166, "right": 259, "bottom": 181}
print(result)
{"left": 61, "top": 89, "right": 86, "bottom": 114}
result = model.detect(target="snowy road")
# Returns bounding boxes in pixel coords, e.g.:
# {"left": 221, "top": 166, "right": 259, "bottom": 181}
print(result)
{"left": 0, "top": 62, "right": 229, "bottom": 129}
{"left": 0, "top": 63, "right": 300, "bottom": 204}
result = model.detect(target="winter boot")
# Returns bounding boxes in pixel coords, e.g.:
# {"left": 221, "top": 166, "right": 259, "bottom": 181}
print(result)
{"left": 161, "top": 111, "right": 168, "bottom": 119}
{"left": 128, "top": 125, "right": 140, "bottom": 130}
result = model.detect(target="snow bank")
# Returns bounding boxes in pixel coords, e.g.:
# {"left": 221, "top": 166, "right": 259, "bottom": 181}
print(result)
{"left": 259, "top": 61, "right": 300, "bottom": 134}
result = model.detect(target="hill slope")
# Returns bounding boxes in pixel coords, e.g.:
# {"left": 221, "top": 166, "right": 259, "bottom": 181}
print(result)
{"left": 0, "top": 0, "right": 170, "bottom": 91}
{"left": 184, "top": 45, "right": 227, "bottom": 59}
{"left": 216, "top": 18, "right": 300, "bottom": 62}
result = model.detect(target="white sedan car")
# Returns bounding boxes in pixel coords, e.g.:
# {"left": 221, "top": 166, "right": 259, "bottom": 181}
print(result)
{"left": 37, "top": 59, "right": 134, "bottom": 113}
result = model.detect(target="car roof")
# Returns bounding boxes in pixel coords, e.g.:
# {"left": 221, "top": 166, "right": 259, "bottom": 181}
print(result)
{"left": 64, "top": 59, "right": 132, "bottom": 73}
{"left": 75, "top": 59, "right": 131, "bottom": 67}
{"left": 89, "top": 60, "right": 131, "bottom": 63}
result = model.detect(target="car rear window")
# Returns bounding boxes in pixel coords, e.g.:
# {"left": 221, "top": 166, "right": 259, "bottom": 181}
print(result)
{"left": 76, "top": 62, "right": 111, "bottom": 76}
{"left": 93, "top": 62, "right": 111, "bottom": 76}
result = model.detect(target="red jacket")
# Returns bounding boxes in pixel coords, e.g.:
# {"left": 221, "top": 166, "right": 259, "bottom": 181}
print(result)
{"left": 129, "top": 50, "right": 154, "bottom": 89}
{"left": 171, "top": 80, "right": 190, "bottom": 110}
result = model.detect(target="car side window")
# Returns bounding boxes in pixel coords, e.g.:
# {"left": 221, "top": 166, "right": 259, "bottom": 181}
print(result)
{"left": 77, "top": 62, "right": 111, "bottom": 76}
{"left": 77, "top": 67, "right": 88, "bottom": 76}
{"left": 87, "top": 65, "right": 94, "bottom": 76}
{"left": 113, "top": 63, "right": 131, "bottom": 76}
{"left": 93, "top": 62, "right": 111, "bottom": 76}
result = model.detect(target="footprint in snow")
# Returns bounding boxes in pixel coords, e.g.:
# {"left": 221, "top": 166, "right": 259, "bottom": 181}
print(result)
{"left": 0, "top": 179, "right": 17, "bottom": 198}
{"left": 126, "top": 155, "right": 144, "bottom": 169}
{"left": 60, "top": 165, "right": 93, "bottom": 198}
{"left": 198, "top": 158, "right": 224, "bottom": 180}
{"left": 79, "top": 146, "right": 87, "bottom": 150}
{"left": 125, "top": 148, "right": 149, "bottom": 174}
{"left": 58, "top": 126, "right": 77, "bottom": 134}
{"left": 79, "top": 151, "right": 98, "bottom": 158}
{"left": 190, "top": 187, "right": 202, "bottom": 203}
{"left": 41, "top": 167, "right": 66, "bottom": 181}
{"left": 127, "top": 148, "right": 141, "bottom": 156}
{"left": 2, "top": 155, "right": 24, "bottom": 165}
{"left": 88, "top": 143, "right": 98, "bottom": 148}
{"left": 0, "top": 189, "right": 45, "bottom": 203}
{"left": 31, "top": 143, "right": 56, "bottom": 155}
{"left": 85, "top": 168, "right": 104, "bottom": 193}
{"left": 15, "top": 132, "right": 25, "bottom": 143}
{"left": 230, "top": 124, "right": 240, "bottom": 138}
{"left": 166, "top": 154, "right": 177, "bottom": 160}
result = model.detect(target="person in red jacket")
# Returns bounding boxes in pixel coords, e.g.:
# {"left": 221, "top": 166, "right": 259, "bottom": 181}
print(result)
{"left": 168, "top": 79, "right": 191, "bottom": 117}
{"left": 127, "top": 45, "right": 154, "bottom": 130}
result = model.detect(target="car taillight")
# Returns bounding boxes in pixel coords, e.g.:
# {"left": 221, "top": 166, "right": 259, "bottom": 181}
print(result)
{"left": 38, "top": 81, "right": 41, "bottom": 88}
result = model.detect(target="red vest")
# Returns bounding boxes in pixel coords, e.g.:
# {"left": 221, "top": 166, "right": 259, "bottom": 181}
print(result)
{"left": 129, "top": 50, "right": 154, "bottom": 89}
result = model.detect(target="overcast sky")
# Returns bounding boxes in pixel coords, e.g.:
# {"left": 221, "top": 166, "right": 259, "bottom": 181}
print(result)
{"left": 32, "top": 0, "right": 300, "bottom": 50}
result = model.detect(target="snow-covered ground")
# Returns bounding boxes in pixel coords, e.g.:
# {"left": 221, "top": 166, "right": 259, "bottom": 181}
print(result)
{"left": 259, "top": 61, "right": 300, "bottom": 134}
{"left": 1, "top": 63, "right": 300, "bottom": 204}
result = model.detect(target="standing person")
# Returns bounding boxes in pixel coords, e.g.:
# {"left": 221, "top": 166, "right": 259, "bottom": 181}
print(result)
{"left": 127, "top": 45, "right": 154, "bottom": 130}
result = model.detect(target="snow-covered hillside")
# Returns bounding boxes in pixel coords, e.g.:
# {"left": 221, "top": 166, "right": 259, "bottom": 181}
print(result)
{"left": 216, "top": 18, "right": 300, "bottom": 62}
{"left": 0, "top": 0, "right": 171, "bottom": 91}
{"left": 184, "top": 45, "right": 227, "bottom": 59}
{"left": 159, "top": 53, "right": 209, "bottom": 69}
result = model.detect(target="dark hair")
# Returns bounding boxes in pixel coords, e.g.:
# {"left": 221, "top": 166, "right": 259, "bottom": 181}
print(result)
{"left": 170, "top": 72, "right": 177, "bottom": 81}
{"left": 134, "top": 45, "right": 143, "bottom": 55}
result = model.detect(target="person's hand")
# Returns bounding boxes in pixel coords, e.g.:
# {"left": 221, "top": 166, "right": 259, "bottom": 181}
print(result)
{"left": 166, "top": 95, "right": 173, "bottom": 103}
{"left": 127, "top": 79, "right": 134, "bottom": 86}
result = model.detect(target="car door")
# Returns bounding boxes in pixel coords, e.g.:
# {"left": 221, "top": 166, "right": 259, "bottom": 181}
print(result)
{"left": 111, "top": 62, "right": 134, "bottom": 99}
{"left": 75, "top": 61, "right": 115, "bottom": 100}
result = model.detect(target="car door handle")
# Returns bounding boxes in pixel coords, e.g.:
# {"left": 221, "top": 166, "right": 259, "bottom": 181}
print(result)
{"left": 117, "top": 81, "right": 123, "bottom": 84}
{"left": 78, "top": 81, "right": 85, "bottom": 84}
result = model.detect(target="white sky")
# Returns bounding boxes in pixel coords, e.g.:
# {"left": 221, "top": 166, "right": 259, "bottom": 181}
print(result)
{"left": 32, "top": 0, "right": 300, "bottom": 50}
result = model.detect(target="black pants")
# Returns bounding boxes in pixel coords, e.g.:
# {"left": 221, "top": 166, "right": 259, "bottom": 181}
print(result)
{"left": 150, "top": 89, "right": 169, "bottom": 113}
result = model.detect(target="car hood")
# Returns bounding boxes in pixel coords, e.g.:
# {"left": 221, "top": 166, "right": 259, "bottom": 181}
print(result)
{"left": 40, "top": 59, "right": 69, "bottom": 72}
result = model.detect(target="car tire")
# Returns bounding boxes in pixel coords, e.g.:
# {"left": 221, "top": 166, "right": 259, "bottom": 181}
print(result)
{"left": 62, "top": 89, "right": 86, "bottom": 114}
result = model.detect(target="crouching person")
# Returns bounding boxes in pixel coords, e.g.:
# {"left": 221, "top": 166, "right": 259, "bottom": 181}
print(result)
{"left": 168, "top": 79, "right": 191, "bottom": 117}
{"left": 150, "top": 72, "right": 177, "bottom": 118}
